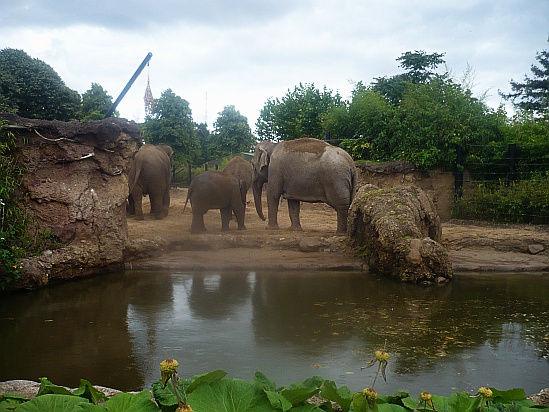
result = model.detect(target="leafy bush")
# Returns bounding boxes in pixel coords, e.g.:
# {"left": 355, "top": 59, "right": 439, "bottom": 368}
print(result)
{"left": 454, "top": 175, "right": 549, "bottom": 224}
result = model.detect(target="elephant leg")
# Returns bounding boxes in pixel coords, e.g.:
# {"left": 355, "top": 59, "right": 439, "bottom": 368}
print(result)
{"left": 336, "top": 207, "right": 349, "bottom": 235}
{"left": 191, "top": 212, "right": 206, "bottom": 234}
{"left": 127, "top": 193, "right": 136, "bottom": 215}
{"left": 151, "top": 195, "right": 164, "bottom": 220}
{"left": 287, "top": 199, "right": 302, "bottom": 231}
{"left": 266, "top": 193, "right": 280, "bottom": 230}
{"left": 232, "top": 202, "right": 246, "bottom": 231}
{"left": 162, "top": 187, "right": 170, "bottom": 217}
{"left": 132, "top": 187, "right": 144, "bottom": 220}
{"left": 220, "top": 207, "right": 232, "bottom": 231}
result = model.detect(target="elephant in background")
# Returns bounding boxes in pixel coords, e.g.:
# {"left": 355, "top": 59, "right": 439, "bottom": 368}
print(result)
{"left": 128, "top": 144, "right": 172, "bottom": 220}
{"left": 252, "top": 137, "right": 356, "bottom": 234}
{"left": 222, "top": 155, "right": 252, "bottom": 209}
{"left": 183, "top": 170, "right": 247, "bottom": 233}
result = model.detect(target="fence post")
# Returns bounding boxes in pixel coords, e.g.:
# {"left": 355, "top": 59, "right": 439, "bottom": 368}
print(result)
{"left": 507, "top": 143, "right": 518, "bottom": 182}
{"left": 454, "top": 144, "right": 465, "bottom": 199}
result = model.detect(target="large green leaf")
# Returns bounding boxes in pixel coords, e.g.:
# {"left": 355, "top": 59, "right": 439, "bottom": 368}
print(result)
{"left": 0, "top": 392, "right": 29, "bottom": 410}
{"left": 491, "top": 387, "right": 527, "bottom": 403}
{"left": 187, "top": 370, "right": 228, "bottom": 394}
{"left": 16, "top": 394, "right": 90, "bottom": 411}
{"left": 265, "top": 390, "right": 293, "bottom": 411}
{"left": 281, "top": 387, "right": 320, "bottom": 406}
{"left": 447, "top": 392, "right": 480, "bottom": 412}
{"left": 36, "top": 377, "right": 73, "bottom": 396}
{"left": 187, "top": 379, "right": 273, "bottom": 412}
{"left": 151, "top": 380, "right": 179, "bottom": 409}
{"left": 253, "top": 371, "right": 277, "bottom": 392}
{"left": 72, "top": 379, "right": 107, "bottom": 405}
{"left": 103, "top": 391, "right": 160, "bottom": 412}
{"left": 319, "top": 380, "right": 352, "bottom": 412}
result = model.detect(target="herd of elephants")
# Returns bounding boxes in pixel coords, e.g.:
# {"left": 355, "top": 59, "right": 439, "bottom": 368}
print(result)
{"left": 127, "top": 137, "right": 357, "bottom": 235}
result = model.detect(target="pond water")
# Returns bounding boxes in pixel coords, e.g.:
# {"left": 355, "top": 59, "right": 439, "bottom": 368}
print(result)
{"left": 1, "top": 269, "right": 548, "bottom": 397}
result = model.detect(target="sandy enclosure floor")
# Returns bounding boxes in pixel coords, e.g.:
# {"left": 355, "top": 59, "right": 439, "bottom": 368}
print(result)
{"left": 126, "top": 188, "right": 549, "bottom": 272}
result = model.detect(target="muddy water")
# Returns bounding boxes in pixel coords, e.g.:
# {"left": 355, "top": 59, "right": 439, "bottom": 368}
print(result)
{"left": 1, "top": 270, "right": 548, "bottom": 397}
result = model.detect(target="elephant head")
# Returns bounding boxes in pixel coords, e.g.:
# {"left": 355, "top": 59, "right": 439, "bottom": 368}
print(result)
{"left": 251, "top": 141, "right": 276, "bottom": 221}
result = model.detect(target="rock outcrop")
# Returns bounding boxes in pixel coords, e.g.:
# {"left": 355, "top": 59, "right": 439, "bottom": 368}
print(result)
{"left": 348, "top": 184, "right": 453, "bottom": 285}
{"left": 0, "top": 113, "right": 141, "bottom": 291}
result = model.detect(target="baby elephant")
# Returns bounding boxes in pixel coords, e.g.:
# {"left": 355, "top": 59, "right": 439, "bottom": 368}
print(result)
{"left": 183, "top": 170, "right": 247, "bottom": 233}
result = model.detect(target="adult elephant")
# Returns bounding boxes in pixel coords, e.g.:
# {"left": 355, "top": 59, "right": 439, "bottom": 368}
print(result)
{"left": 252, "top": 138, "right": 356, "bottom": 234}
{"left": 222, "top": 155, "right": 252, "bottom": 208}
{"left": 183, "top": 170, "right": 246, "bottom": 233}
{"left": 128, "top": 144, "right": 172, "bottom": 220}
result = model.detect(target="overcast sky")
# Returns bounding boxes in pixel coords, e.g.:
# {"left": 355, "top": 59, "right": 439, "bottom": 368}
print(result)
{"left": 2, "top": 0, "right": 548, "bottom": 131}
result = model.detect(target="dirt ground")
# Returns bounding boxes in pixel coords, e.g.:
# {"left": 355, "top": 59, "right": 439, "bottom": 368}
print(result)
{"left": 126, "top": 188, "right": 549, "bottom": 273}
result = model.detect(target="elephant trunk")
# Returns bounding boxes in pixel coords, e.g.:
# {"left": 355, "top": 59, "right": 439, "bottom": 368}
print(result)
{"left": 252, "top": 178, "right": 266, "bottom": 221}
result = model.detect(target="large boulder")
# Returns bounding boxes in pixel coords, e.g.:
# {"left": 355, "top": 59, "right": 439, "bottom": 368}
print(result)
{"left": 1, "top": 113, "right": 141, "bottom": 291}
{"left": 348, "top": 184, "right": 453, "bottom": 285}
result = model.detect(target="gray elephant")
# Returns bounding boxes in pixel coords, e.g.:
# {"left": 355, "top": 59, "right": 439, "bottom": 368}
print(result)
{"left": 128, "top": 144, "right": 172, "bottom": 220}
{"left": 183, "top": 170, "right": 247, "bottom": 233}
{"left": 252, "top": 137, "right": 356, "bottom": 234}
{"left": 222, "top": 156, "right": 252, "bottom": 208}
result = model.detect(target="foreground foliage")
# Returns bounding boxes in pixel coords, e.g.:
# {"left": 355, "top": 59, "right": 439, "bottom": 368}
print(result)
{"left": 0, "top": 373, "right": 546, "bottom": 412}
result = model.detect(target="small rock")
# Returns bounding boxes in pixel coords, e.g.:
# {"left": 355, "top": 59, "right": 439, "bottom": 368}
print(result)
{"left": 299, "top": 237, "right": 324, "bottom": 252}
{"left": 528, "top": 244, "right": 545, "bottom": 255}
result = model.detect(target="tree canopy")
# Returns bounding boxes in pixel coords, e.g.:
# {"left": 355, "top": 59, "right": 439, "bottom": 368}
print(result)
{"left": 501, "top": 38, "right": 549, "bottom": 118}
{"left": 212, "top": 105, "right": 256, "bottom": 157}
{"left": 370, "top": 50, "right": 446, "bottom": 104}
{"left": 81, "top": 83, "right": 116, "bottom": 120}
{"left": 255, "top": 83, "right": 343, "bottom": 141}
{"left": 0, "top": 48, "right": 81, "bottom": 121}
{"left": 141, "top": 89, "right": 201, "bottom": 165}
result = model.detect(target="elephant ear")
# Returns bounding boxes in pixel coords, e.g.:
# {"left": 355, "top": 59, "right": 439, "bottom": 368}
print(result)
{"left": 258, "top": 148, "right": 269, "bottom": 171}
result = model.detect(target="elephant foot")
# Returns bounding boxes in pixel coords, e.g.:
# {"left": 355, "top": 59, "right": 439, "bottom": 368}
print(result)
{"left": 335, "top": 230, "right": 347, "bottom": 236}
{"left": 135, "top": 215, "right": 145, "bottom": 221}
{"left": 237, "top": 225, "right": 247, "bottom": 230}
{"left": 265, "top": 224, "right": 280, "bottom": 230}
{"left": 289, "top": 225, "right": 303, "bottom": 231}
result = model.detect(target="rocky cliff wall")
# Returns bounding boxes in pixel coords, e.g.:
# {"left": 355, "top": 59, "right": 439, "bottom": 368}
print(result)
{"left": 1, "top": 114, "right": 141, "bottom": 291}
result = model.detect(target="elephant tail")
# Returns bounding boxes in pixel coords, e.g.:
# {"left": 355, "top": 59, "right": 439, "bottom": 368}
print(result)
{"left": 182, "top": 188, "right": 192, "bottom": 214}
{"left": 128, "top": 163, "right": 142, "bottom": 195}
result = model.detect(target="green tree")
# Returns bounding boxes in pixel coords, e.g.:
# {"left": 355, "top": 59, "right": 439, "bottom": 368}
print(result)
{"left": 325, "top": 82, "right": 396, "bottom": 159}
{"left": 256, "top": 83, "right": 343, "bottom": 141}
{"left": 371, "top": 50, "right": 446, "bottom": 104}
{"left": 81, "top": 83, "right": 115, "bottom": 120}
{"left": 0, "top": 48, "right": 81, "bottom": 120}
{"left": 141, "top": 89, "right": 200, "bottom": 165}
{"left": 394, "top": 78, "right": 503, "bottom": 170}
{"left": 211, "top": 105, "right": 255, "bottom": 158}
{"left": 501, "top": 38, "right": 549, "bottom": 118}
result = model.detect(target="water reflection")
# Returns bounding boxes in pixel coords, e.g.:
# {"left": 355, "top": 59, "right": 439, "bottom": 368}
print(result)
{"left": 1, "top": 270, "right": 547, "bottom": 396}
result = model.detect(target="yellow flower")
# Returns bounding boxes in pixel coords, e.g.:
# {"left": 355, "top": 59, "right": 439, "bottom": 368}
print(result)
{"left": 477, "top": 387, "right": 493, "bottom": 399}
{"left": 375, "top": 350, "right": 390, "bottom": 363}
{"left": 362, "top": 388, "right": 378, "bottom": 401}
{"left": 160, "top": 358, "right": 179, "bottom": 373}
{"left": 160, "top": 359, "right": 179, "bottom": 386}
{"left": 420, "top": 391, "right": 432, "bottom": 401}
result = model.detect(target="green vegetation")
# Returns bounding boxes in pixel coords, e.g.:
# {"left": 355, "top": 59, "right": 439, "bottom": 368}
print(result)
{"left": 1, "top": 353, "right": 546, "bottom": 411}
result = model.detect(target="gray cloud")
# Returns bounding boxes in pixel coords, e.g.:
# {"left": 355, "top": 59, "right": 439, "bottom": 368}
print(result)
{"left": 3, "top": 0, "right": 305, "bottom": 30}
